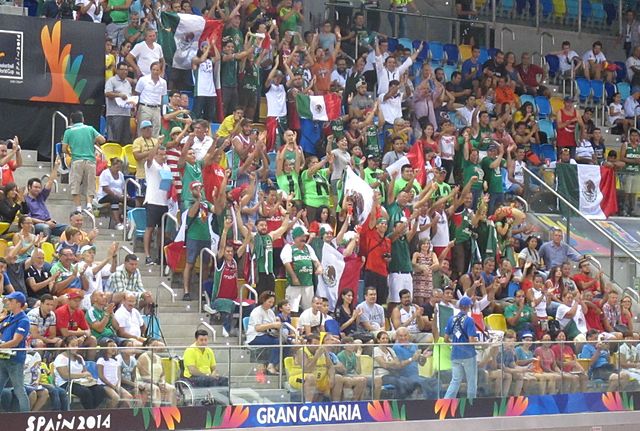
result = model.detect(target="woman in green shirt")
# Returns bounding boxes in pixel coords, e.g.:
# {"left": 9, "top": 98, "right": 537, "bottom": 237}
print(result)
{"left": 276, "top": 152, "right": 302, "bottom": 202}
{"left": 301, "top": 154, "right": 333, "bottom": 222}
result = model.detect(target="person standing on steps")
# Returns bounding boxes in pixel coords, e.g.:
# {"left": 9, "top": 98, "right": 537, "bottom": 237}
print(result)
{"left": 0, "top": 292, "right": 31, "bottom": 412}
{"left": 444, "top": 296, "right": 479, "bottom": 399}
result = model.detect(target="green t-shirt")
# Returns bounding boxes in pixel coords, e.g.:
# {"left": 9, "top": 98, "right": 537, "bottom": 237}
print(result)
{"left": 462, "top": 159, "right": 484, "bottom": 191}
{"left": 301, "top": 168, "right": 330, "bottom": 208}
{"left": 254, "top": 233, "right": 273, "bottom": 274}
{"left": 388, "top": 236, "right": 412, "bottom": 272}
{"left": 223, "top": 26, "right": 244, "bottom": 52}
{"left": 393, "top": 178, "right": 422, "bottom": 197}
{"left": 285, "top": 244, "right": 315, "bottom": 286}
{"left": 331, "top": 120, "right": 345, "bottom": 139}
{"left": 186, "top": 204, "right": 212, "bottom": 241}
{"left": 480, "top": 156, "right": 505, "bottom": 194}
{"left": 108, "top": 0, "right": 129, "bottom": 23}
{"left": 181, "top": 160, "right": 204, "bottom": 207}
{"left": 431, "top": 181, "right": 451, "bottom": 201}
{"left": 364, "top": 167, "right": 385, "bottom": 200}
{"left": 277, "top": 172, "right": 301, "bottom": 200}
{"left": 279, "top": 7, "right": 301, "bottom": 35}
{"left": 385, "top": 202, "right": 406, "bottom": 235}
{"left": 364, "top": 126, "right": 380, "bottom": 158}
{"left": 474, "top": 126, "right": 493, "bottom": 151}
{"left": 62, "top": 123, "right": 100, "bottom": 162}
{"left": 337, "top": 350, "right": 358, "bottom": 374}
{"left": 452, "top": 208, "right": 473, "bottom": 244}
{"left": 220, "top": 59, "right": 238, "bottom": 87}
{"left": 504, "top": 303, "right": 535, "bottom": 333}
{"left": 624, "top": 144, "right": 640, "bottom": 173}
{"left": 86, "top": 307, "right": 116, "bottom": 339}
{"left": 240, "top": 63, "right": 259, "bottom": 93}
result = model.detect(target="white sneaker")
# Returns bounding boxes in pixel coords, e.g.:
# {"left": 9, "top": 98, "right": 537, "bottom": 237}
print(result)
{"left": 115, "top": 223, "right": 125, "bottom": 231}
{"left": 222, "top": 327, "right": 230, "bottom": 338}
{"left": 203, "top": 304, "right": 215, "bottom": 314}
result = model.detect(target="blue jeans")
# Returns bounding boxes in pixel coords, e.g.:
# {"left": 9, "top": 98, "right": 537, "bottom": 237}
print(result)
{"left": 44, "top": 384, "right": 68, "bottom": 410}
{"left": 387, "top": 7, "right": 407, "bottom": 38}
{"left": 0, "top": 359, "right": 29, "bottom": 412}
{"left": 488, "top": 192, "right": 504, "bottom": 216}
{"left": 406, "top": 374, "right": 438, "bottom": 399}
{"left": 35, "top": 223, "right": 68, "bottom": 238}
{"left": 248, "top": 334, "right": 281, "bottom": 366}
{"left": 444, "top": 356, "right": 478, "bottom": 399}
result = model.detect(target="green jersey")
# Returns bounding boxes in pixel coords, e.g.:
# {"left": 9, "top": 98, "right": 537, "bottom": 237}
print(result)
{"left": 277, "top": 172, "right": 302, "bottom": 200}
{"left": 431, "top": 181, "right": 452, "bottom": 201}
{"left": 624, "top": 143, "right": 640, "bottom": 173}
{"left": 462, "top": 159, "right": 484, "bottom": 191}
{"left": 186, "top": 202, "right": 212, "bottom": 242}
{"left": 364, "top": 125, "right": 380, "bottom": 158}
{"left": 62, "top": 123, "right": 100, "bottom": 162}
{"left": 452, "top": 208, "right": 473, "bottom": 244}
{"left": 181, "top": 160, "right": 203, "bottom": 207}
{"left": 301, "top": 168, "right": 330, "bottom": 208}
{"left": 388, "top": 236, "right": 412, "bottom": 272}
{"left": 474, "top": 125, "right": 493, "bottom": 151}
{"left": 480, "top": 156, "right": 505, "bottom": 194}
{"left": 222, "top": 26, "right": 243, "bottom": 52}
{"left": 331, "top": 120, "right": 345, "bottom": 139}
{"left": 254, "top": 233, "right": 273, "bottom": 274}
{"left": 220, "top": 58, "right": 238, "bottom": 87}
{"left": 364, "top": 167, "right": 385, "bottom": 200}
{"left": 86, "top": 307, "right": 116, "bottom": 339}
{"left": 283, "top": 244, "right": 316, "bottom": 286}
{"left": 393, "top": 178, "right": 422, "bottom": 197}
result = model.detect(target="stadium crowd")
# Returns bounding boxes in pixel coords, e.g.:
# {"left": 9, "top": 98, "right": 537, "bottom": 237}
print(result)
{"left": 3, "top": 0, "right": 640, "bottom": 412}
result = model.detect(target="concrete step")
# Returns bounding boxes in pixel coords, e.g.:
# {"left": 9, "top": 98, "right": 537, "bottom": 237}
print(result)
{"left": 230, "top": 388, "right": 290, "bottom": 404}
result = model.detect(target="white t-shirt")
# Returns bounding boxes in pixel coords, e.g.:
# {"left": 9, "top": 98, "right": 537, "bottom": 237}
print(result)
{"left": 53, "top": 354, "right": 85, "bottom": 387}
{"left": 97, "top": 169, "right": 125, "bottom": 201}
{"left": 330, "top": 70, "right": 347, "bottom": 88}
{"left": 373, "top": 346, "right": 397, "bottom": 376}
{"left": 75, "top": 0, "right": 103, "bottom": 22}
{"left": 297, "top": 308, "right": 323, "bottom": 330}
{"left": 378, "top": 93, "right": 402, "bottom": 125}
{"left": 194, "top": 59, "right": 216, "bottom": 97}
{"left": 624, "top": 95, "right": 640, "bottom": 118}
{"left": 135, "top": 75, "right": 167, "bottom": 106}
{"left": 557, "top": 50, "right": 579, "bottom": 73}
{"left": 97, "top": 357, "right": 120, "bottom": 386}
{"left": 246, "top": 305, "right": 277, "bottom": 344}
{"left": 430, "top": 210, "right": 449, "bottom": 247}
{"left": 575, "top": 139, "right": 595, "bottom": 161}
{"left": 114, "top": 306, "right": 144, "bottom": 338}
{"left": 356, "top": 301, "right": 385, "bottom": 331}
{"left": 80, "top": 263, "right": 113, "bottom": 309}
{"left": 555, "top": 301, "right": 587, "bottom": 335}
{"left": 144, "top": 159, "right": 170, "bottom": 206}
{"left": 626, "top": 55, "right": 640, "bottom": 82}
{"left": 130, "top": 42, "right": 164, "bottom": 76}
{"left": 582, "top": 49, "right": 606, "bottom": 65}
{"left": 417, "top": 214, "right": 431, "bottom": 241}
{"left": 609, "top": 102, "right": 625, "bottom": 125}
{"left": 266, "top": 83, "right": 287, "bottom": 117}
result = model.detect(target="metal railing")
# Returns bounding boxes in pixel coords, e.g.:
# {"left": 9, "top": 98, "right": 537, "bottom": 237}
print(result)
{"left": 198, "top": 247, "right": 217, "bottom": 314}
{"left": 82, "top": 208, "right": 96, "bottom": 231}
{"left": 499, "top": 26, "right": 515, "bottom": 51}
{"left": 50, "top": 111, "right": 68, "bottom": 172}
{"left": 123, "top": 178, "right": 141, "bottom": 241}
{"left": 523, "top": 165, "right": 640, "bottom": 271}
{"left": 159, "top": 212, "right": 178, "bottom": 277}
{"left": 238, "top": 284, "right": 258, "bottom": 346}
{"left": 539, "top": 32, "right": 554, "bottom": 67}
{"left": 40, "top": 175, "right": 59, "bottom": 193}
{"left": 197, "top": 321, "right": 217, "bottom": 343}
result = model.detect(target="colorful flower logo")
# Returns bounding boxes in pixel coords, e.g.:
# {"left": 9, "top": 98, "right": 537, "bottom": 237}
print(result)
{"left": 493, "top": 396, "right": 529, "bottom": 417}
{"left": 367, "top": 400, "right": 406, "bottom": 422}
{"left": 204, "top": 405, "right": 250, "bottom": 429}
{"left": 133, "top": 406, "right": 182, "bottom": 430}
{"left": 602, "top": 392, "right": 634, "bottom": 412}
{"left": 30, "top": 21, "right": 85, "bottom": 104}
{"left": 434, "top": 398, "right": 471, "bottom": 420}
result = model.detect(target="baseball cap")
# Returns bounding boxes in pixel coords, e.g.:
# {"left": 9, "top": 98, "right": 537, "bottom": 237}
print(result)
{"left": 291, "top": 226, "right": 308, "bottom": 239}
{"left": 79, "top": 245, "right": 96, "bottom": 255}
{"left": 170, "top": 126, "right": 183, "bottom": 136}
{"left": 458, "top": 296, "right": 473, "bottom": 308}
{"left": 5, "top": 291, "right": 26, "bottom": 305}
{"left": 67, "top": 290, "right": 84, "bottom": 300}
{"left": 189, "top": 181, "right": 204, "bottom": 190}
{"left": 140, "top": 120, "right": 153, "bottom": 129}
{"left": 356, "top": 79, "right": 367, "bottom": 88}
{"left": 520, "top": 331, "right": 534, "bottom": 340}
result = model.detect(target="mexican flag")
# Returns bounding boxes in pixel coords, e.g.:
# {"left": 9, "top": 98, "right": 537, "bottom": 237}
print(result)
{"left": 296, "top": 93, "right": 342, "bottom": 121}
{"left": 555, "top": 164, "right": 618, "bottom": 219}
{"left": 316, "top": 243, "right": 345, "bottom": 311}
{"left": 343, "top": 167, "right": 374, "bottom": 225}
{"left": 159, "top": 12, "right": 224, "bottom": 70}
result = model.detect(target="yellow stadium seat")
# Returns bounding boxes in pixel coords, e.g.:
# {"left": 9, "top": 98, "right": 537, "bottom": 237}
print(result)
{"left": 459, "top": 44, "right": 472, "bottom": 61}
{"left": 0, "top": 239, "right": 7, "bottom": 257}
{"left": 161, "top": 357, "right": 181, "bottom": 384}
{"left": 484, "top": 314, "right": 507, "bottom": 332}
{"left": 101, "top": 143, "right": 124, "bottom": 165}
{"left": 419, "top": 355, "right": 434, "bottom": 378}
{"left": 577, "top": 358, "right": 591, "bottom": 372}
{"left": 0, "top": 222, "right": 10, "bottom": 236}
{"left": 41, "top": 242, "right": 55, "bottom": 263}
{"left": 122, "top": 144, "right": 136, "bottom": 175}
{"left": 550, "top": 96, "right": 564, "bottom": 114}
{"left": 359, "top": 354, "right": 373, "bottom": 377}
{"left": 275, "top": 278, "right": 287, "bottom": 302}
{"left": 553, "top": 0, "right": 566, "bottom": 19}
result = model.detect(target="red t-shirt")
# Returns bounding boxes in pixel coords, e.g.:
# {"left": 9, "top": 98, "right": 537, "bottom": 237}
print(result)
{"left": 572, "top": 273, "right": 600, "bottom": 293}
{"left": 364, "top": 231, "right": 391, "bottom": 277}
{"left": 311, "top": 58, "right": 335, "bottom": 94}
{"left": 203, "top": 163, "right": 226, "bottom": 202}
{"left": 584, "top": 300, "right": 604, "bottom": 331}
{"left": 551, "top": 344, "right": 576, "bottom": 373}
{"left": 55, "top": 304, "right": 89, "bottom": 333}
{"left": 517, "top": 63, "right": 544, "bottom": 87}
{"left": 1, "top": 160, "right": 16, "bottom": 186}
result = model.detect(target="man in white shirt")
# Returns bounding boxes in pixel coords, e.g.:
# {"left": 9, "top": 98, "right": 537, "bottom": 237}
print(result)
{"left": 330, "top": 57, "right": 348, "bottom": 90}
{"left": 582, "top": 41, "right": 606, "bottom": 80}
{"left": 555, "top": 290, "right": 588, "bottom": 341}
{"left": 626, "top": 46, "right": 640, "bottom": 90}
{"left": 623, "top": 92, "right": 640, "bottom": 119}
{"left": 126, "top": 29, "right": 164, "bottom": 77}
{"left": 134, "top": 61, "right": 167, "bottom": 137}
{"left": 379, "top": 79, "right": 403, "bottom": 129}
{"left": 297, "top": 296, "right": 325, "bottom": 336}
{"left": 115, "top": 293, "right": 146, "bottom": 339}
{"left": 551, "top": 41, "right": 580, "bottom": 77}
{"left": 356, "top": 287, "right": 386, "bottom": 335}
{"left": 374, "top": 38, "right": 422, "bottom": 96}
{"left": 143, "top": 142, "right": 170, "bottom": 265}
{"left": 105, "top": 61, "right": 133, "bottom": 145}
{"left": 181, "top": 119, "right": 213, "bottom": 160}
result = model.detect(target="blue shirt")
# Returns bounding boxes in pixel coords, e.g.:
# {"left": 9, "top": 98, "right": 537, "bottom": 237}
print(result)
{"left": 0, "top": 311, "right": 30, "bottom": 363}
{"left": 538, "top": 241, "right": 580, "bottom": 269}
{"left": 445, "top": 312, "right": 478, "bottom": 360}
{"left": 461, "top": 59, "right": 482, "bottom": 81}
{"left": 581, "top": 344, "right": 609, "bottom": 369}
{"left": 393, "top": 343, "right": 418, "bottom": 378}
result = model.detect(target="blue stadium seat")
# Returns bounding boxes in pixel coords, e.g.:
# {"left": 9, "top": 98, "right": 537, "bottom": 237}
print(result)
{"left": 429, "top": 41, "right": 445, "bottom": 65}
{"left": 566, "top": 0, "right": 579, "bottom": 23}
{"left": 541, "top": 0, "right": 554, "bottom": 18}
{"left": 387, "top": 38, "right": 399, "bottom": 52}
{"left": 479, "top": 47, "right": 490, "bottom": 64}
{"left": 398, "top": 37, "right": 413, "bottom": 51}
{"left": 581, "top": 0, "right": 592, "bottom": 21}
{"left": 85, "top": 361, "right": 99, "bottom": 379}
{"left": 590, "top": 80, "right": 604, "bottom": 105}
{"left": 545, "top": 54, "right": 560, "bottom": 81}
{"left": 443, "top": 43, "right": 460, "bottom": 65}
{"left": 535, "top": 96, "right": 552, "bottom": 119}
{"left": 500, "top": 0, "right": 514, "bottom": 17}
{"left": 520, "top": 94, "right": 536, "bottom": 109}
{"left": 127, "top": 208, "right": 147, "bottom": 241}
{"left": 615, "top": 62, "right": 627, "bottom": 82}
{"left": 412, "top": 40, "right": 430, "bottom": 62}
{"left": 541, "top": 143, "right": 557, "bottom": 162}
{"left": 210, "top": 123, "right": 221, "bottom": 135}
{"left": 443, "top": 65, "right": 457, "bottom": 81}
{"left": 575, "top": 77, "right": 592, "bottom": 104}
{"left": 538, "top": 119, "right": 556, "bottom": 142}
{"left": 605, "top": 81, "right": 616, "bottom": 104}
{"left": 591, "top": 2, "right": 606, "bottom": 26}
{"left": 618, "top": 82, "right": 631, "bottom": 100}
{"left": 488, "top": 47, "right": 499, "bottom": 59}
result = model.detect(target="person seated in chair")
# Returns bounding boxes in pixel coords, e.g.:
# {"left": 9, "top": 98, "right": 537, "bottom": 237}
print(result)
{"left": 182, "top": 329, "right": 229, "bottom": 387}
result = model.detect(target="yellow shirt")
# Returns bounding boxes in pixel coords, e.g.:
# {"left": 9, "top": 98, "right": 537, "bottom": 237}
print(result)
{"left": 216, "top": 114, "right": 237, "bottom": 138}
{"left": 182, "top": 344, "right": 217, "bottom": 379}
{"left": 131, "top": 137, "right": 158, "bottom": 179}
{"left": 105, "top": 54, "right": 116, "bottom": 80}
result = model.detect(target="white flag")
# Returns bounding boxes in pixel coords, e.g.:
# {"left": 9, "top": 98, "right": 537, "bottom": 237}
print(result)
{"left": 316, "top": 243, "right": 345, "bottom": 311}
{"left": 343, "top": 167, "right": 374, "bottom": 225}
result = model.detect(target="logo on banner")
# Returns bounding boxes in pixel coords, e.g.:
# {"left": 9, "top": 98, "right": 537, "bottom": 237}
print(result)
{"left": 582, "top": 179, "right": 597, "bottom": 203}
{"left": 0, "top": 30, "right": 23, "bottom": 81}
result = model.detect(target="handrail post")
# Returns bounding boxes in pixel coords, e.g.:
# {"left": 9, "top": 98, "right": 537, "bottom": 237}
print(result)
{"left": 238, "top": 284, "right": 258, "bottom": 346}
{"left": 522, "top": 166, "right": 640, "bottom": 267}
{"left": 535, "top": 0, "right": 540, "bottom": 29}
{"left": 123, "top": 178, "right": 141, "bottom": 241}
{"left": 540, "top": 32, "right": 554, "bottom": 67}
{"left": 500, "top": 26, "right": 515, "bottom": 51}
{"left": 159, "top": 212, "right": 178, "bottom": 277}
{"left": 196, "top": 321, "right": 217, "bottom": 343}
{"left": 51, "top": 111, "right": 68, "bottom": 172}
{"left": 577, "top": 0, "right": 582, "bottom": 34}
{"left": 492, "top": 0, "right": 496, "bottom": 25}
{"left": 82, "top": 209, "right": 96, "bottom": 231}
{"left": 198, "top": 247, "right": 218, "bottom": 314}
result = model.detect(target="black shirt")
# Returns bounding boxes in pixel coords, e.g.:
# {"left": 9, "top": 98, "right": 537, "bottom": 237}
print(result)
{"left": 483, "top": 59, "right": 506, "bottom": 79}
{"left": 26, "top": 266, "right": 52, "bottom": 299}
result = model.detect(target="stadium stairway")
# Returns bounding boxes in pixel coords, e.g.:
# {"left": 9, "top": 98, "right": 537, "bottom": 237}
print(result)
{"left": 14, "top": 150, "right": 291, "bottom": 405}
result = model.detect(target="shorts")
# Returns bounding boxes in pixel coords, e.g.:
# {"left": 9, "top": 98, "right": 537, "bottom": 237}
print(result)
{"left": 591, "top": 363, "right": 616, "bottom": 381}
{"left": 623, "top": 173, "right": 640, "bottom": 194}
{"left": 186, "top": 239, "right": 211, "bottom": 265}
{"left": 70, "top": 160, "right": 96, "bottom": 196}
{"left": 145, "top": 203, "right": 168, "bottom": 228}
{"left": 387, "top": 272, "right": 413, "bottom": 303}
{"left": 506, "top": 183, "right": 523, "bottom": 194}
{"left": 286, "top": 285, "right": 314, "bottom": 313}
{"left": 288, "top": 372, "right": 330, "bottom": 392}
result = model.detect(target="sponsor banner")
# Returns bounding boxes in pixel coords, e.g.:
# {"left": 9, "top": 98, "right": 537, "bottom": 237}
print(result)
{"left": 0, "top": 15, "right": 104, "bottom": 105}
{"left": 9, "top": 391, "right": 640, "bottom": 431}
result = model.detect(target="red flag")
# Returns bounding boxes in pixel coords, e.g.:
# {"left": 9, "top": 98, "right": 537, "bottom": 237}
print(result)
{"left": 201, "top": 19, "right": 224, "bottom": 51}
{"left": 599, "top": 166, "right": 618, "bottom": 217}
{"left": 406, "top": 140, "right": 426, "bottom": 186}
